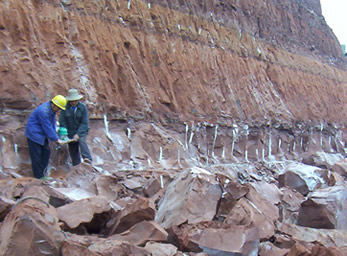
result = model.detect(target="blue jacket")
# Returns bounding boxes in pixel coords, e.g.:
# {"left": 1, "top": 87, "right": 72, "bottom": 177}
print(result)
{"left": 25, "top": 101, "right": 59, "bottom": 145}
{"left": 59, "top": 102, "right": 89, "bottom": 138}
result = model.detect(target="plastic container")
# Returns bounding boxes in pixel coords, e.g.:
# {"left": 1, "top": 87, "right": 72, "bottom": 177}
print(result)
{"left": 58, "top": 127, "right": 69, "bottom": 141}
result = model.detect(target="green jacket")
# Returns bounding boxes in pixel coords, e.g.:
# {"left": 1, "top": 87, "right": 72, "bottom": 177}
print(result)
{"left": 59, "top": 102, "right": 89, "bottom": 138}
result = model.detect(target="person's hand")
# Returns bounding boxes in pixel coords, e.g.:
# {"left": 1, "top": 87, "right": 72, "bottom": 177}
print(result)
{"left": 72, "top": 134, "right": 80, "bottom": 142}
{"left": 56, "top": 139, "right": 64, "bottom": 146}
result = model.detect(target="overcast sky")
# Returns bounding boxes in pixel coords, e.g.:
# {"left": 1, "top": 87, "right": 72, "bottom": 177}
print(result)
{"left": 320, "top": 0, "right": 347, "bottom": 49}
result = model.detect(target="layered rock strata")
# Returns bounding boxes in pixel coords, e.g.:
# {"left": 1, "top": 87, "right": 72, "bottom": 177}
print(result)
{"left": 0, "top": 0, "right": 346, "bottom": 124}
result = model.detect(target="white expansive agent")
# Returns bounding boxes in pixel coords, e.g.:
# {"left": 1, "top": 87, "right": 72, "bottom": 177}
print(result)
{"left": 103, "top": 114, "right": 112, "bottom": 140}
{"left": 244, "top": 124, "right": 249, "bottom": 162}
{"left": 190, "top": 166, "right": 212, "bottom": 176}
{"left": 212, "top": 124, "right": 218, "bottom": 159}
{"left": 184, "top": 123, "right": 189, "bottom": 150}
{"left": 244, "top": 150, "right": 248, "bottom": 163}
{"left": 127, "top": 128, "right": 131, "bottom": 140}
{"left": 147, "top": 157, "right": 152, "bottom": 168}
{"left": 231, "top": 123, "right": 238, "bottom": 157}
{"left": 300, "top": 137, "right": 303, "bottom": 149}
{"left": 177, "top": 149, "right": 182, "bottom": 167}
{"left": 262, "top": 147, "right": 266, "bottom": 162}
{"left": 159, "top": 147, "right": 163, "bottom": 161}
{"left": 14, "top": 144, "right": 18, "bottom": 154}
{"left": 268, "top": 128, "right": 272, "bottom": 157}
{"left": 157, "top": 147, "right": 170, "bottom": 169}
{"left": 119, "top": 16, "right": 126, "bottom": 25}
{"left": 176, "top": 139, "right": 185, "bottom": 149}
{"left": 189, "top": 131, "right": 194, "bottom": 145}
{"left": 278, "top": 138, "right": 282, "bottom": 154}
{"left": 160, "top": 175, "right": 164, "bottom": 188}
{"left": 189, "top": 122, "right": 195, "bottom": 145}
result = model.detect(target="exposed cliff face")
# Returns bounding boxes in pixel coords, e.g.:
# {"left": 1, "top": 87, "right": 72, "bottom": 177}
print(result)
{"left": 0, "top": 0, "right": 346, "bottom": 125}
{"left": 151, "top": 0, "right": 341, "bottom": 61}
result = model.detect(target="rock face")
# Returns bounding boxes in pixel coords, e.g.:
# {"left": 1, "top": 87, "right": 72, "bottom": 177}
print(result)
{"left": 0, "top": 0, "right": 346, "bottom": 173}
{"left": 0, "top": 0, "right": 347, "bottom": 255}
{"left": 0, "top": 0, "right": 346, "bottom": 124}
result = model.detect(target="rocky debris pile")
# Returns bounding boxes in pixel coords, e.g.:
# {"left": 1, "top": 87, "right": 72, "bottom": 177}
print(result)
{"left": 0, "top": 151, "right": 346, "bottom": 255}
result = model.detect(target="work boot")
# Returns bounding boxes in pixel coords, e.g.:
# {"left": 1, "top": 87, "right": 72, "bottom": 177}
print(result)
{"left": 83, "top": 158, "right": 92, "bottom": 165}
{"left": 40, "top": 176, "right": 54, "bottom": 182}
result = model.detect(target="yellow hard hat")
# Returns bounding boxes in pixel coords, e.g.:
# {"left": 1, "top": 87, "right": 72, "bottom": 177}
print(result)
{"left": 52, "top": 95, "right": 67, "bottom": 110}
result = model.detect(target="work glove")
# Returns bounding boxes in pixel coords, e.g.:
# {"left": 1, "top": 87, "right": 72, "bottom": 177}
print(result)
{"left": 72, "top": 134, "right": 80, "bottom": 142}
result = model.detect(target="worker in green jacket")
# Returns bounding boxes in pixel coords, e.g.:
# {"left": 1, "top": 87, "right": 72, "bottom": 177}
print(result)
{"left": 59, "top": 89, "right": 92, "bottom": 166}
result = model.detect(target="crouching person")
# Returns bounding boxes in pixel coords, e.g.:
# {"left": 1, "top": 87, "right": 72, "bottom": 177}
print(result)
{"left": 59, "top": 89, "right": 92, "bottom": 166}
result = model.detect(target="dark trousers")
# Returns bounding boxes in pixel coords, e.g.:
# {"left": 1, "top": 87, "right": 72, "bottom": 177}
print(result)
{"left": 68, "top": 135, "right": 92, "bottom": 166}
{"left": 27, "top": 138, "right": 50, "bottom": 179}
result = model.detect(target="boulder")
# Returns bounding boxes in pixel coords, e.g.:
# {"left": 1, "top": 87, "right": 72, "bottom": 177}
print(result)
{"left": 0, "top": 198, "right": 64, "bottom": 256}
{"left": 303, "top": 152, "right": 345, "bottom": 169}
{"left": 331, "top": 159, "right": 347, "bottom": 178}
{"left": 279, "top": 187, "right": 304, "bottom": 224}
{"left": 170, "top": 222, "right": 259, "bottom": 255}
{"left": 278, "top": 223, "right": 347, "bottom": 248}
{"left": 251, "top": 180, "right": 282, "bottom": 205}
{"left": 0, "top": 196, "right": 15, "bottom": 221}
{"left": 57, "top": 196, "right": 120, "bottom": 234}
{"left": 279, "top": 162, "right": 333, "bottom": 195}
{"left": 108, "top": 220, "right": 168, "bottom": 246}
{"left": 155, "top": 167, "right": 222, "bottom": 229}
{"left": 258, "top": 241, "right": 289, "bottom": 256}
{"left": 61, "top": 240, "right": 102, "bottom": 256}
{"left": 144, "top": 241, "right": 178, "bottom": 256}
{"left": 298, "top": 185, "right": 347, "bottom": 229}
{"left": 105, "top": 196, "right": 156, "bottom": 236}
{"left": 224, "top": 197, "right": 276, "bottom": 240}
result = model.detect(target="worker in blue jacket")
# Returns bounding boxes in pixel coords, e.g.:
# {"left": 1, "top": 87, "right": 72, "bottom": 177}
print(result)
{"left": 25, "top": 95, "right": 67, "bottom": 179}
{"left": 59, "top": 89, "right": 92, "bottom": 166}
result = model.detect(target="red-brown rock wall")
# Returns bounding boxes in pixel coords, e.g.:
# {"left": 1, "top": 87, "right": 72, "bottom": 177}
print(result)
{"left": 0, "top": 0, "right": 346, "bottom": 125}
{"left": 145, "top": 0, "right": 343, "bottom": 61}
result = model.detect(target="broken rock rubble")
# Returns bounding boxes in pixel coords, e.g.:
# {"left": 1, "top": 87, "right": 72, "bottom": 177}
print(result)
{"left": 0, "top": 158, "right": 346, "bottom": 255}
